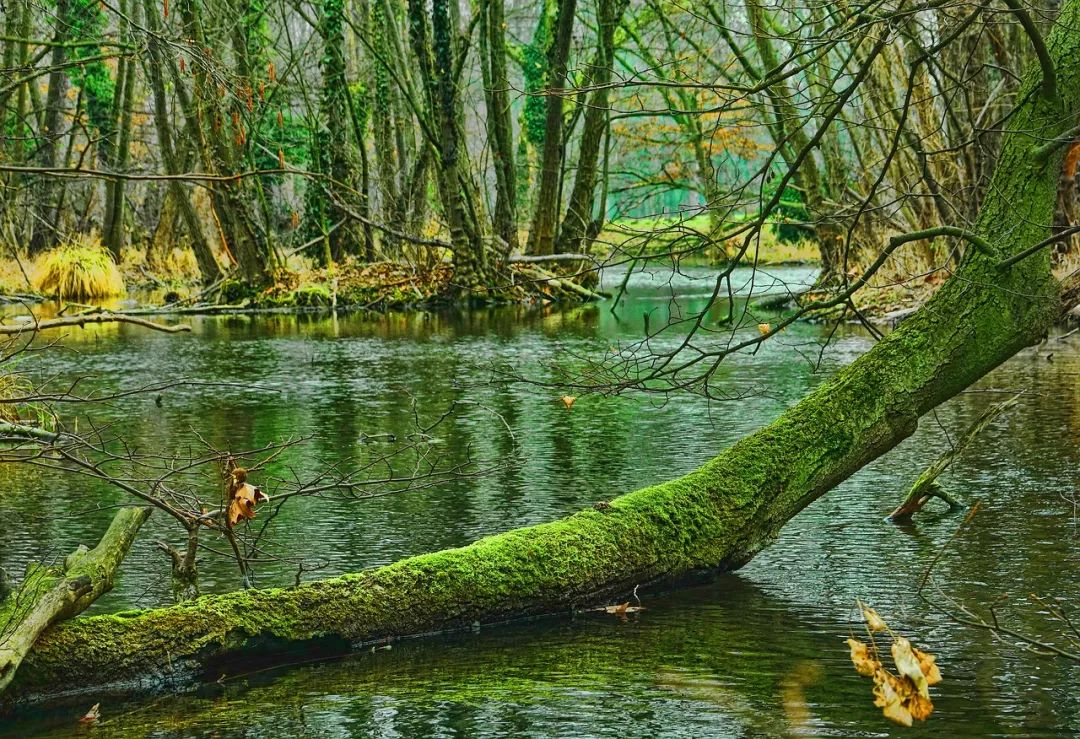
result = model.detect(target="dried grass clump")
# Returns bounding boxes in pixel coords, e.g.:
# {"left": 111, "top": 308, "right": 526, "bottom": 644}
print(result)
{"left": 33, "top": 234, "right": 125, "bottom": 300}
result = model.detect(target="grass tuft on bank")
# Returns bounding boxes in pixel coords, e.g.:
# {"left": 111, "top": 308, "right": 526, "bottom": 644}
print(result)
{"left": 31, "top": 235, "right": 125, "bottom": 301}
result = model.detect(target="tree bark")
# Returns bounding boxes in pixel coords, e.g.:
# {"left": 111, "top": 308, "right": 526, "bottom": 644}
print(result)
{"left": 526, "top": 0, "right": 576, "bottom": 256}
{"left": 0, "top": 507, "right": 150, "bottom": 693}
{"left": 4, "top": 1, "right": 1080, "bottom": 706}
{"left": 408, "top": 0, "right": 487, "bottom": 290}
{"left": 103, "top": 0, "right": 140, "bottom": 258}
{"left": 556, "top": 0, "right": 628, "bottom": 254}
{"left": 480, "top": 0, "right": 518, "bottom": 255}
{"left": 141, "top": 0, "right": 223, "bottom": 283}
{"left": 28, "top": 0, "right": 71, "bottom": 254}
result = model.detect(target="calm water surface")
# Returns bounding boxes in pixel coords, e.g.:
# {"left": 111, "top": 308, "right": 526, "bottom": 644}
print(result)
{"left": 1, "top": 265, "right": 1079, "bottom": 737}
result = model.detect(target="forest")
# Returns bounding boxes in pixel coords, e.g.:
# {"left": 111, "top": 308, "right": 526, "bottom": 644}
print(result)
{"left": 1, "top": 0, "right": 1080, "bottom": 735}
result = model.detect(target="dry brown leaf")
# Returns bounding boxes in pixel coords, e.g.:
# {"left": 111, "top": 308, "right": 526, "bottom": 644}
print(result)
{"left": 227, "top": 482, "right": 269, "bottom": 526}
{"left": 891, "top": 637, "right": 929, "bottom": 699}
{"left": 846, "top": 638, "right": 878, "bottom": 677}
{"left": 846, "top": 603, "right": 940, "bottom": 727}
{"left": 860, "top": 601, "right": 888, "bottom": 632}
{"left": 907, "top": 692, "right": 934, "bottom": 721}
{"left": 913, "top": 646, "right": 942, "bottom": 686}
{"left": 872, "top": 670, "right": 913, "bottom": 727}
{"left": 560, "top": 395, "right": 577, "bottom": 409}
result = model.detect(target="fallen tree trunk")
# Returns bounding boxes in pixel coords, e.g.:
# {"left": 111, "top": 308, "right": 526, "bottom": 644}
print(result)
{"left": 5, "top": 7, "right": 1080, "bottom": 707}
{"left": 0, "top": 507, "right": 150, "bottom": 693}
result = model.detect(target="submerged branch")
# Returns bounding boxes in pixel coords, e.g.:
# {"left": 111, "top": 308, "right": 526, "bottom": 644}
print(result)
{"left": 888, "top": 395, "right": 1019, "bottom": 522}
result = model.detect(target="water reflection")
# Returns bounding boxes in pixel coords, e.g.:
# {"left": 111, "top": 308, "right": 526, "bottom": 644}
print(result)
{"left": 1, "top": 265, "right": 1079, "bottom": 736}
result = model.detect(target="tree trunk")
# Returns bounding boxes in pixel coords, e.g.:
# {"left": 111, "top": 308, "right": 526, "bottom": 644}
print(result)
{"left": 29, "top": 0, "right": 71, "bottom": 254}
{"left": 103, "top": 0, "right": 140, "bottom": 258}
{"left": 5, "top": 4, "right": 1080, "bottom": 704}
{"left": 0, "top": 507, "right": 150, "bottom": 693}
{"left": 526, "top": 0, "right": 576, "bottom": 256}
{"left": 175, "top": 0, "right": 268, "bottom": 283}
{"left": 141, "top": 0, "right": 223, "bottom": 283}
{"left": 313, "top": 0, "right": 362, "bottom": 263}
{"left": 744, "top": 0, "right": 841, "bottom": 283}
{"left": 480, "top": 0, "right": 518, "bottom": 256}
{"left": 556, "top": 0, "right": 628, "bottom": 254}
{"left": 408, "top": 0, "right": 487, "bottom": 290}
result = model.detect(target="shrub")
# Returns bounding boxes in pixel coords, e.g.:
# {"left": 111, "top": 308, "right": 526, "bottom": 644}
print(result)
{"left": 33, "top": 235, "right": 125, "bottom": 300}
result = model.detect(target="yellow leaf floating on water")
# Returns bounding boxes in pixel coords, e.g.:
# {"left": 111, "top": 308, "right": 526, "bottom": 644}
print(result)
{"left": 757, "top": 323, "right": 771, "bottom": 335}
{"left": 560, "top": 395, "right": 577, "bottom": 409}
{"left": 591, "top": 602, "right": 645, "bottom": 619}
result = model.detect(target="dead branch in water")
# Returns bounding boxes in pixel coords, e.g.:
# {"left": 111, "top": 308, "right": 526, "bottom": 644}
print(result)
{"left": 0, "top": 312, "right": 191, "bottom": 335}
{"left": 888, "top": 395, "right": 1020, "bottom": 522}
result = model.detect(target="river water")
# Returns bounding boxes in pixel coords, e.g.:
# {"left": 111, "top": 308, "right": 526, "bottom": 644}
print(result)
{"left": 1, "top": 265, "right": 1079, "bottom": 737}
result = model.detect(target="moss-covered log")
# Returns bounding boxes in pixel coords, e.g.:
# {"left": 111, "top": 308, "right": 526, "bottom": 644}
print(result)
{"left": 0, "top": 507, "right": 150, "bottom": 693}
{"left": 6, "top": 4, "right": 1080, "bottom": 707}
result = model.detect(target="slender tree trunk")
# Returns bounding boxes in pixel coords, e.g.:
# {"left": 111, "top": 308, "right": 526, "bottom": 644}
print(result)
{"left": 309, "top": 0, "right": 362, "bottom": 263}
{"left": 29, "top": 0, "right": 71, "bottom": 253}
{"left": 481, "top": 0, "right": 517, "bottom": 256}
{"left": 527, "top": 0, "right": 576, "bottom": 256}
{"left": 408, "top": 0, "right": 488, "bottom": 290}
{"left": 744, "top": 0, "right": 842, "bottom": 283}
{"left": 142, "top": 0, "right": 223, "bottom": 282}
{"left": 103, "top": 0, "right": 140, "bottom": 258}
{"left": 557, "top": 0, "right": 628, "bottom": 254}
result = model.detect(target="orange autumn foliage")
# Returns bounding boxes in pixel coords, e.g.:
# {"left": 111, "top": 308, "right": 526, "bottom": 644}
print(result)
{"left": 226, "top": 466, "right": 269, "bottom": 527}
{"left": 845, "top": 602, "right": 942, "bottom": 727}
